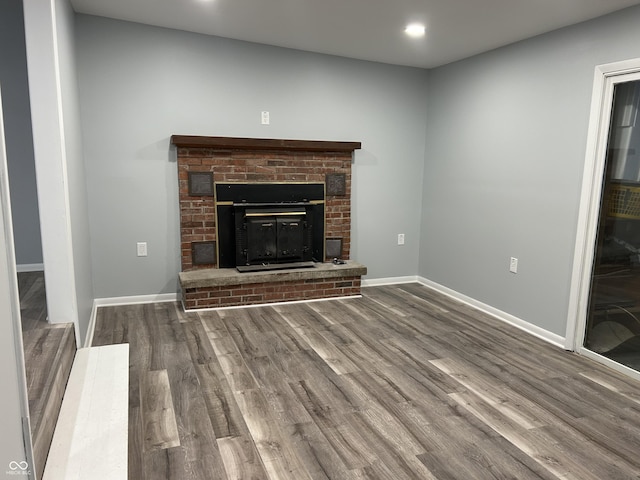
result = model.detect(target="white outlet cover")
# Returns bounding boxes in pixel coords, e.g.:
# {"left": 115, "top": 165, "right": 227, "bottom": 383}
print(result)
{"left": 137, "top": 242, "right": 148, "bottom": 257}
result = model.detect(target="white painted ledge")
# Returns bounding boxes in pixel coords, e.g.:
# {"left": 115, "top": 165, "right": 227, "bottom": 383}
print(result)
{"left": 43, "top": 344, "right": 129, "bottom": 480}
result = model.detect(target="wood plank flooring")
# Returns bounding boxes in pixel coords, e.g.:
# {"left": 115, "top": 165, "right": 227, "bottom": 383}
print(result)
{"left": 18, "top": 270, "right": 48, "bottom": 331}
{"left": 93, "top": 284, "right": 640, "bottom": 480}
{"left": 18, "top": 271, "right": 76, "bottom": 480}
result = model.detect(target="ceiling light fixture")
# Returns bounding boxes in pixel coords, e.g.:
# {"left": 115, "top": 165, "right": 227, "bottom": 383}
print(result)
{"left": 404, "top": 23, "right": 426, "bottom": 38}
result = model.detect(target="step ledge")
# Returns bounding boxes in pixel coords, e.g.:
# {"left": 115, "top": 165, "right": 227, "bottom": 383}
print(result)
{"left": 43, "top": 344, "right": 129, "bottom": 480}
{"left": 180, "top": 260, "right": 367, "bottom": 289}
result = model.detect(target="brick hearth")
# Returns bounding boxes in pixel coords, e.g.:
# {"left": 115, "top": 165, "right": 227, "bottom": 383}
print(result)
{"left": 179, "top": 261, "right": 366, "bottom": 310}
{"left": 171, "top": 135, "right": 365, "bottom": 309}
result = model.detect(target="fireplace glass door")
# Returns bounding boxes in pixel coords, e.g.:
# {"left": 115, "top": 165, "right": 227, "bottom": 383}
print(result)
{"left": 276, "top": 216, "right": 305, "bottom": 261}
{"left": 246, "top": 216, "right": 277, "bottom": 264}
{"left": 245, "top": 211, "right": 306, "bottom": 264}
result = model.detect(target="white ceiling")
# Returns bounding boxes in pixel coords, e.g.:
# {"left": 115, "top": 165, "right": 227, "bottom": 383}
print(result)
{"left": 70, "top": 0, "right": 640, "bottom": 68}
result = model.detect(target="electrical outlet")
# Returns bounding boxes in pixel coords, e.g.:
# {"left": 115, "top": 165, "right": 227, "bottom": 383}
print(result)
{"left": 261, "top": 111, "right": 270, "bottom": 125}
{"left": 137, "top": 242, "right": 148, "bottom": 257}
{"left": 398, "top": 233, "right": 405, "bottom": 245}
{"left": 509, "top": 256, "right": 518, "bottom": 274}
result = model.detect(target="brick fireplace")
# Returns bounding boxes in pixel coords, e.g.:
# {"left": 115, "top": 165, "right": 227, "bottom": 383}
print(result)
{"left": 171, "top": 135, "right": 366, "bottom": 309}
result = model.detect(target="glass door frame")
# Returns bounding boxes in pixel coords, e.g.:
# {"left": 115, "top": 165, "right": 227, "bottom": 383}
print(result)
{"left": 567, "top": 58, "right": 640, "bottom": 381}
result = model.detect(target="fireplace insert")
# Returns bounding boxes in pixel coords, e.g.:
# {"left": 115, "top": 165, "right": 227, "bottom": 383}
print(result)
{"left": 216, "top": 183, "right": 325, "bottom": 271}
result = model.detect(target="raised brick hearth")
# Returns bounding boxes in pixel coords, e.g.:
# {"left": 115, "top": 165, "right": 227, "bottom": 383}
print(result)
{"left": 171, "top": 135, "right": 365, "bottom": 309}
{"left": 179, "top": 261, "right": 366, "bottom": 309}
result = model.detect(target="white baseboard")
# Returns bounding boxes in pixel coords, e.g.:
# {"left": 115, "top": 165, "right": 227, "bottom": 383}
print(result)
{"left": 85, "top": 293, "right": 178, "bottom": 347}
{"left": 417, "top": 276, "right": 566, "bottom": 349}
{"left": 93, "top": 293, "right": 179, "bottom": 308}
{"left": 16, "top": 263, "right": 44, "bottom": 272}
{"left": 362, "top": 275, "right": 419, "bottom": 287}
{"left": 84, "top": 302, "right": 99, "bottom": 348}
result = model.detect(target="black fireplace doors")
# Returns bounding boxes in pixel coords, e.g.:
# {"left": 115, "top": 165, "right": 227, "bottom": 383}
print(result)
{"left": 216, "top": 183, "right": 324, "bottom": 270}
{"left": 239, "top": 207, "right": 311, "bottom": 265}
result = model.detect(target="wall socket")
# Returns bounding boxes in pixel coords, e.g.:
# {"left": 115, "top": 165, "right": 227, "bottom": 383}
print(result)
{"left": 398, "top": 233, "right": 405, "bottom": 245}
{"left": 509, "top": 256, "right": 518, "bottom": 274}
{"left": 261, "top": 111, "right": 270, "bottom": 125}
{"left": 137, "top": 242, "right": 148, "bottom": 257}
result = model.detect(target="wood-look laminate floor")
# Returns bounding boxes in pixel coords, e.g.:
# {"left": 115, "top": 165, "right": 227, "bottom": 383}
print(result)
{"left": 18, "top": 271, "right": 48, "bottom": 332}
{"left": 18, "top": 271, "right": 76, "bottom": 480}
{"left": 93, "top": 284, "right": 640, "bottom": 480}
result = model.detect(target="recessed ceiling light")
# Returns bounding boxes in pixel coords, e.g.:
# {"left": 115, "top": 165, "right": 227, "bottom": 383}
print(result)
{"left": 404, "top": 23, "right": 426, "bottom": 38}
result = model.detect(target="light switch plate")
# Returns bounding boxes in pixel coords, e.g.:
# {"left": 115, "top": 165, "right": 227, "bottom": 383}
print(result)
{"left": 509, "top": 257, "right": 518, "bottom": 273}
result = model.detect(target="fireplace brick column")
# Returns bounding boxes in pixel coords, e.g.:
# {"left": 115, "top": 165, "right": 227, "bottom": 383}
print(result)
{"left": 172, "top": 136, "right": 360, "bottom": 271}
{"left": 172, "top": 136, "right": 365, "bottom": 310}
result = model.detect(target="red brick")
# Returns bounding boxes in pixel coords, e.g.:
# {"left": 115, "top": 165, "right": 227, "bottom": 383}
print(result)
{"left": 242, "top": 294, "right": 264, "bottom": 303}
{"left": 177, "top": 145, "right": 354, "bottom": 276}
{"left": 183, "top": 158, "right": 203, "bottom": 166}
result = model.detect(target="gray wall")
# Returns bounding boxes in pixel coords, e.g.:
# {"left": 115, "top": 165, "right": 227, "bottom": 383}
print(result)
{"left": 0, "top": 0, "right": 43, "bottom": 266}
{"left": 75, "top": 15, "right": 428, "bottom": 298}
{"left": 421, "top": 5, "right": 640, "bottom": 336}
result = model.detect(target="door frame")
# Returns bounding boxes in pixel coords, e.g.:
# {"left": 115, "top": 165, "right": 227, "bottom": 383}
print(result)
{"left": 566, "top": 58, "right": 640, "bottom": 380}
{"left": 0, "top": 85, "right": 35, "bottom": 478}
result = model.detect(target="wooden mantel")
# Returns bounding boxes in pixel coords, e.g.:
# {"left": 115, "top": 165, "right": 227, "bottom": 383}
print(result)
{"left": 170, "top": 135, "right": 361, "bottom": 153}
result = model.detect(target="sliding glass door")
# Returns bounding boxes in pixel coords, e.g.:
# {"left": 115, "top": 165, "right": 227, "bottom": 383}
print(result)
{"left": 584, "top": 80, "right": 640, "bottom": 371}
